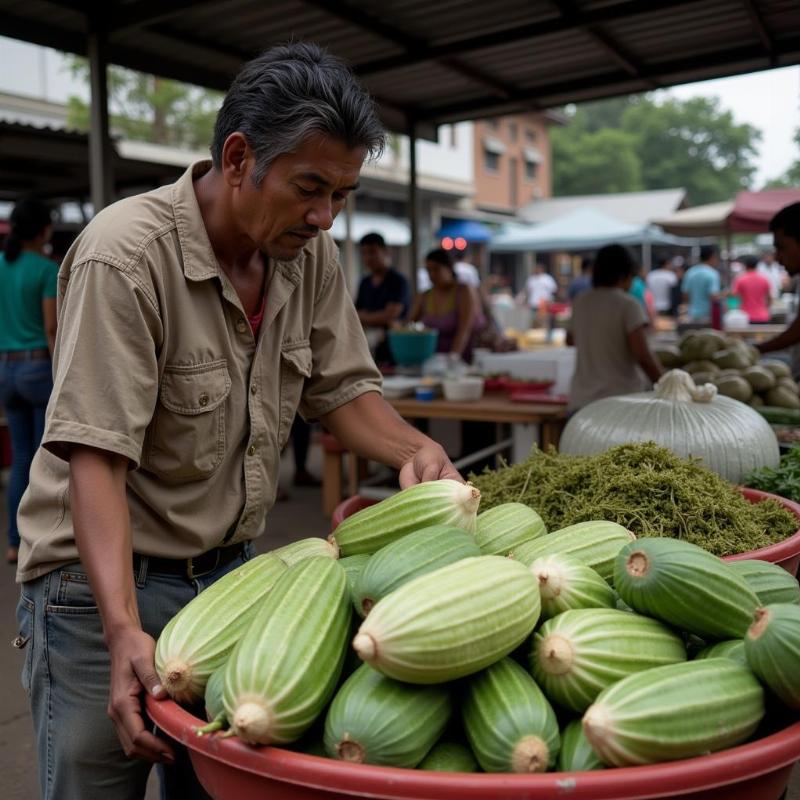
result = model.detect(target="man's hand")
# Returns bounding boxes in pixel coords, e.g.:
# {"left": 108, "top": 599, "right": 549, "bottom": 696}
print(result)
{"left": 107, "top": 628, "right": 175, "bottom": 764}
{"left": 398, "top": 442, "right": 463, "bottom": 488}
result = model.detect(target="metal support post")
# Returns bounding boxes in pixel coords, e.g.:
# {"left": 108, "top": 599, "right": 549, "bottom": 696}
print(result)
{"left": 87, "top": 20, "right": 114, "bottom": 211}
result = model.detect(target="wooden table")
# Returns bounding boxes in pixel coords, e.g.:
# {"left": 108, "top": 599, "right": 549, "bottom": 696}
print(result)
{"left": 386, "top": 394, "right": 567, "bottom": 450}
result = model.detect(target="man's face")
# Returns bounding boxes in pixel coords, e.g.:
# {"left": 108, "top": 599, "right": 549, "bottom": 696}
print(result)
{"left": 360, "top": 244, "right": 389, "bottom": 273}
{"left": 774, "top": 229, "right": 800, "bottom": 275}
{"left": 233, "top": 133, "right": 365, "bottom": 261}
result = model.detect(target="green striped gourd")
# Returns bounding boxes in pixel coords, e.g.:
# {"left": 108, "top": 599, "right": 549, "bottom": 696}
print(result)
{"left": 155, "top": 554, "right": 286, "bottom": 703}
{"left": 197, "top": 665, "right": 227, "bottom": 736}
{"left": 224, "top": 557, "right": 351, "bottom": 745}
{"left": 324, "top": 664, "right": 451, "bottom": 767}
{"left": 530, "top": 553, "right": 615, "bottom": 620}
{"left": 744, "top": 603, "right": 800, "bottom": 709}
{"left": 695, "top": 639, "right": 747, "bottom": 666}
{"left": 582, "top": 659, "right": 765, "bottom": 766}
{"left": 331, "top": 480, "right": 481, "bottom": 556}
{"left": 354, "top": 525, "right": 481, "bottom": 617}
{"left": 513, "top": 521, "right": 635, "bottom": 582}
{"left": 531, "top": 608, "right": 686, "bottom": 713}
{"left": 475, "top": 502, "right": 546, "bottom": 556}
{"left": 339, "top": 554, "right": 371, "bottom": 605}
{"left": 462, "top": 657, "right": 560, "bottom": 773}
{"left": 272, "top": 536, "right": 338, "bottom": 566}
{"left": 557, "top": 720, "right": 604, "bottom": 772}
{"left": 418, "top": 741, "right": 478, "bottom": 772}
{"left": 728, "top": 559, "right": 800, "bottom": 606}
{"left": 613, "top": 538, "right": 760, "bottom": 640}
{"left": 353, "top": 555, "right": 540, "bottom": 683}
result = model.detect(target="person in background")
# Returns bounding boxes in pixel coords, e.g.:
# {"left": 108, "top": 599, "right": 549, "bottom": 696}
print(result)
{"left": 755, "top": 204, "right": 800, "bottom": 374}
{"left": 409, "top": 248, "right": 481, "bottom": 363}
{"left": 0, "top": 199, "right": 58, "bottom": 565}
{"left": 452, "top": 251, "right": 481, "bottom": 288}
{"left": 567, "top": 243, "right": 663, "bottom": 412}
{"left": 567, "top": 257, "right": 592, "bottom": 301}
{"left": 522, "top": 262, "right": 558, "bottom": 317}
{"left": 354, "top": 231, "right": 409, "bottom": 365}
{"left": 646, "top": 256, "right": 678, "bottom": 315}
{"left": 733, "top": 255, "right": 772, "bottom": 323}
{"left": 757, "top": 248, "right": 788, "bottom": 299}
{"left": 682, "top": 245, "right": 721, "bottom": 322}
{"left": 669, "top": 256, "right": 685, "bottom": 317}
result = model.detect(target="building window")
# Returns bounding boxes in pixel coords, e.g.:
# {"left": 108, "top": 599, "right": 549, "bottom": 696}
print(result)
{"left": 526, "top": 128, "right": 537, "bottom": 143}
{"left": 486, "top": 118, "right": 499, "bottom": 130}
{"left": 484, "top": 149, "right": 500, "bottom": 173}
{"left": 508, "top": 121, "right": 518, "bottom": 142}
{"left": 525, "top": 160, "right": 537, "bottom": 181}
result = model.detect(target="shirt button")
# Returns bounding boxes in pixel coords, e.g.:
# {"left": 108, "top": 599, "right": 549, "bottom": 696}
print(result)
{"left": 236, "top": 318, "right": 248, "bottom": 333}
{"left": 198, "top": 393, "right": 209, "bottom": 407}
{"left": 250, "top": 384, "right": 257, "bottom": 395}
{"left": 247, "top": 445, "right": 256, "bottom": 456}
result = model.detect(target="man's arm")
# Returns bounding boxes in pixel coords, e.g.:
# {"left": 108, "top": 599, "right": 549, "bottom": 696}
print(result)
{"left": 42, "top": 297, "right": 57, "bottom": 355}
{"left": 358, "top": 303, "right": 405, "bottom": 327}
{"left": 320, "top": 392, "right": 462, "bottom": 487}
{"left": 70, "top": 445, "right": 174, "bottom": 764}
{"left": 757, "top": 315, "right": 800, "bottom": 354}
{"left": 628, "top": 326, "right": 664, "bottom": 383}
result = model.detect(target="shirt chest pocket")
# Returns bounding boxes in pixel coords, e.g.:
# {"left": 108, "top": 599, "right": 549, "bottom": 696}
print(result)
{"left": 144, "top": 360, "right": 231, "bottom": 483}
{"left": 278, "top": 341, "right": 312, "bottom": 448}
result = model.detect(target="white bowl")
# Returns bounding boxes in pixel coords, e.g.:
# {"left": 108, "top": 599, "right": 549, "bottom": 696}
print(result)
{"left": 442, "top": 376, "right": 485, "bottom": 402}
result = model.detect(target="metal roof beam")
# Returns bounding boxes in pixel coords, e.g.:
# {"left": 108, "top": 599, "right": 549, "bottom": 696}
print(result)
{"left": 103, "top": 0, "right": 217, "bottom": 33}
{"left": 740, "top": 0, "right": 776, "bottom": 64}
{"left": 353, "top": 0, "right": 705, "bottom": 76}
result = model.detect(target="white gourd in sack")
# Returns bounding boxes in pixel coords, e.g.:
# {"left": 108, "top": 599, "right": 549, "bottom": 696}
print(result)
{"left": 560, "top": 369, "right": 779, "bottom": 483}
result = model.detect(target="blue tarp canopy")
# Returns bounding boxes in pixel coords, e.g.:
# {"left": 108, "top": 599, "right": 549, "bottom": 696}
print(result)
{"left": 491, "top": 207, "right": 690, "bottom": 252}
{"left": 436, "top": 219, "right": 493, "bottom": 243}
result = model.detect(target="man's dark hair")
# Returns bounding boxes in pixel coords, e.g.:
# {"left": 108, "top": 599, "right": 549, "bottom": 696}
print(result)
{"left": 656, "top": 255, "right": 670, "bottom": 269}
{"left": 742, "top": 254, "right": 759, "bottom": 271}
{"left": 770, "top": 202, "right": 800, "bottom": 240}
{"left": 3, "top": 198, "right": 52, "bottom": 263}
{"left": 425, "top": 248, "right": 454, "bottom": 271}
{"left": 211, "top": 42, "right": 385, "bottom": 184}
{"left": 359, "top": 232, "right": 386, "bottom": 248}
{"left": 700, "top": 245, "right": 718, "bottom": 263}
{"left": 592, "top": 243, "right": 638, "bottom": 288}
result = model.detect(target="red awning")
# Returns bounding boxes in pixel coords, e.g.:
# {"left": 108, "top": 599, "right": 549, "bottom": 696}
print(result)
{"left": 727, "top": 189, "right": 800, "bottom": 233}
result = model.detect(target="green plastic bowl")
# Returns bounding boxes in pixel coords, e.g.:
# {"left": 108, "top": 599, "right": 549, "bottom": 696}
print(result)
{"left": 387, "top": 329, "right": 439, "bottom": 366}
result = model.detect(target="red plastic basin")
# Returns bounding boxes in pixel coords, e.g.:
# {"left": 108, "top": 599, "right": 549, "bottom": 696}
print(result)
{"left": 332, "top": 488, "right": 800, "bottom": 576}
{"left": 147, "top": 695, "right": 800, "bottom": 800}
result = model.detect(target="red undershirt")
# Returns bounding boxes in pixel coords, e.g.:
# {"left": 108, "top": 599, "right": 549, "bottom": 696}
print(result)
{"left": 248, "top": 295, "right": 266, "bottom": 338}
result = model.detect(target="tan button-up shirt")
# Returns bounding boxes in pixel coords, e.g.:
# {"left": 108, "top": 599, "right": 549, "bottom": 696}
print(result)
{"left": 16, "top": 160, "right": 382, "bottom": 582}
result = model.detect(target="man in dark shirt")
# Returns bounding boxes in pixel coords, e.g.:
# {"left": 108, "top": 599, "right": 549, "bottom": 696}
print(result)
{"left": 355, "top": 232, "right": 410, "bottom": 364}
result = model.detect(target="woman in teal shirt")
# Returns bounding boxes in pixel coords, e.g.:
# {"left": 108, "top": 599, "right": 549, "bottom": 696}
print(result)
{"left": 0, "top": 199, "right": 58, "bottom": 564}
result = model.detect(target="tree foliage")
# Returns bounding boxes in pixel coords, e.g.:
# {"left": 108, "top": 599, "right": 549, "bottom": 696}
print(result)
{"left": 551, "top": 94, "right": 761, "bottom": 204}
{"left": 65, "top": 58, "right": 222, "bottom": 150}
{"left": 763, "top": 129, "right": 800, "bottom": 189}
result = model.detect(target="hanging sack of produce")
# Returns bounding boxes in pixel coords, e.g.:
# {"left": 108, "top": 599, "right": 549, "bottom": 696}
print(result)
{"left": 560, "top": 369, "right": 779, "bottom": 483}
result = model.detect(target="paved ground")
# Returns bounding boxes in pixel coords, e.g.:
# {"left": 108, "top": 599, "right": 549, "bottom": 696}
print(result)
{"left": 1, "top": 446, "right": 798, "bottom": 799}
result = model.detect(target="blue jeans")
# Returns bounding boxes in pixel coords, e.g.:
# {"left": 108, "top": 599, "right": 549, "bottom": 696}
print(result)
{"left": 16, "top": 543, "right": 253, "bottom": 800}
{"left": 0, "top": 357, "right": 53, "bottom": 549}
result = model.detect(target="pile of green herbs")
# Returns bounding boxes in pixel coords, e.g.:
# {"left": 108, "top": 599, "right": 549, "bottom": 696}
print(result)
{"left": 747, "top": 445, "right": 800, "bottom": 504}
{"left": 470, "top": 442, "right": 797, "bottom": 557}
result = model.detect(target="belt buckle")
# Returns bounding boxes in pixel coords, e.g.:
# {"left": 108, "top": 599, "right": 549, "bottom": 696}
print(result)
{"left": 187, "top": 549, "right": 220, "bottom": 580}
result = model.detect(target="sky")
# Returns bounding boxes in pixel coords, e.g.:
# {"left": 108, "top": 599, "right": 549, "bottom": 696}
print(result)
{"left": 0, "top": 36, "right": 798, "bottom": 188}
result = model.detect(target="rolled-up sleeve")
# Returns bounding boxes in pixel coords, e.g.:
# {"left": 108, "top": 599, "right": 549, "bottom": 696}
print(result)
{"left": 300, "top": 258, "right": 382, "bottom": 420}
{"left": 43, "top": 259, "right": 163, "bottom": 466}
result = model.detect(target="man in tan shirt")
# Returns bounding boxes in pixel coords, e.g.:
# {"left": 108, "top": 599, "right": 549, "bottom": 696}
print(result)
{"left": 15, "top": 43, "right": 460, "bottom": 800}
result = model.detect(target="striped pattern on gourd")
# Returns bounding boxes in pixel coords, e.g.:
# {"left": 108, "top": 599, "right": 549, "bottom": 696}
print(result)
{"left": 223, "top": 557, "right": 351, "bottom": 745}
{"left": 197, "top": 664, "right": 227, "bottom": 736}
{"left": 557, "top": 719, "right": 605, "bottom": 772}
{"left": 272, "top": 536, "right": 339, "bottom": 566}
{"left": 531, "top": 608, "right": 686, "bottom": 713}
{"left": 475, "top": 502, "right": 546, "bottom": 556}
{"left": 338, "top": 554, "right": 371, "bottom": 605}
{"left": 330, "top": 479, "right": 481, "bottom": 556}
{"left": 323, "top": 664, "right": 451, "bottom": 768}
{"left": 582, "top": 659, "right": 765, "bottom": 766}
{"left": 513, "top": 521, "right": 635, "bottom": 582}
{"left": 694, "top": 639, "right": 747, "bottom": 666}
{"left": 462, "top": 657, "right": 560, "bottom": 773}
{"left": 614, "top": 538, "right": 760, "bottom": 640}
{"left": 155, "top": 554, "right": 286, "bottom": 704}
{"left": 354, "top": 556, "right": 540, "bottom": 684}
{"left": 418, "top": 741, "right": 478, "bottom": 772}
{"left": 728, "top": 559, "right": 800, "bottom": 606}
{"left": 530, "top": 553, "right": 615, "bottom": 620}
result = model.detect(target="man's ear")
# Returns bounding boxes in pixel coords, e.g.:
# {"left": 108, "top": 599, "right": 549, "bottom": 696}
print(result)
{"left": 220, "top": 133, "right": 251, "bottom": 188}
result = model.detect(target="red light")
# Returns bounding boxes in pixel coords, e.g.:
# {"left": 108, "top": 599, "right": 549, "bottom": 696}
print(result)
{"left": 441, "top": 237, "right": 454, "bottom": 250}
{"left": 455, "top": 237, "right": 467, "bottom": 250}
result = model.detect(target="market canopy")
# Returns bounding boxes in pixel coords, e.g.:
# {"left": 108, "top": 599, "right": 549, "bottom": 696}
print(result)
{"left": 490, "top": 206, "right": 686, "bottom": 252}
{"left": 435, "top": 219, "right": 493, "bottom": 243}
{"left": 650, "top": 201, "right": 735, "bottom": 238}
{"left": 329, "top": 211, "right": 410, "bottom": 246}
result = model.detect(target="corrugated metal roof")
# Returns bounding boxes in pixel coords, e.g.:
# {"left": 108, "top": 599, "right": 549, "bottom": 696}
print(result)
{"left": 0, "top": 0, "right": 798, "bottom": 134}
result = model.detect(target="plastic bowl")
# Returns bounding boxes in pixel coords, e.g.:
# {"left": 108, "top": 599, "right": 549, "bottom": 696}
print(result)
{"left": 147, "top": 695, "right": 800, "bottom": 800}
{"left": 332, "top": 488, "right": 800, "bottom": 576}
{"left": 442, "top": 376, "right": 484, "bottom": 402}
{"left": 387, "top": 329, "right": 438, "bottom": 367}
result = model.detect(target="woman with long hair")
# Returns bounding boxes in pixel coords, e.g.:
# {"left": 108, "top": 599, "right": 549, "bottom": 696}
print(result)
{"left": 0, "top": 198, "right": 57, "bottom": 563}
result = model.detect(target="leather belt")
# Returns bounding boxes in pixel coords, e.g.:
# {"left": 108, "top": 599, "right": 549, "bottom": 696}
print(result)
{"left": 0, "top": 348, "right": 50, "bottom": 361}
{"left": 133, "top": 543, "right": 246, "bottom": 580}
